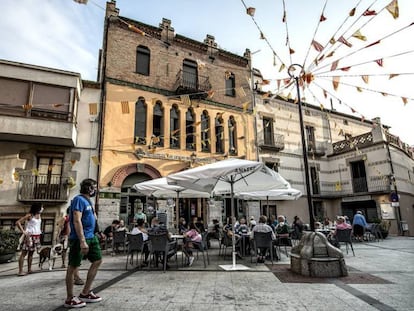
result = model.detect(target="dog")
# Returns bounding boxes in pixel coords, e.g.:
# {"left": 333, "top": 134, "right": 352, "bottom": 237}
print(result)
{"left": 38, "top": 243, "right": 63, "bottom": 271}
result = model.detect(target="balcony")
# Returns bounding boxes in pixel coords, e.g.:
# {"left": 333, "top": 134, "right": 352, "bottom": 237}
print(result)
{"left": 332, "top": 132, "right": 374, "bottom": 155}
{"left": 307, "top": 141, "right": 326, "bottom": 157}
{"left": 317, "top": 176, "right": 391, "bottom": 198}
{"left": 174, "top": 70, "right": 211, "bottom": 98}
{"left": 0, "top": 108, "right": 77, "bottom": 146}
{"left": 258, "top": 133, "right": 285, "bottom": 152}
{"left": 18, "top": 175, "right": 70, "bottom": 202}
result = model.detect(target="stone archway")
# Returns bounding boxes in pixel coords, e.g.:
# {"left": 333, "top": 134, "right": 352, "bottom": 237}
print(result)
{"left": 111, "top": 163, "right": 161, "bottom": 188}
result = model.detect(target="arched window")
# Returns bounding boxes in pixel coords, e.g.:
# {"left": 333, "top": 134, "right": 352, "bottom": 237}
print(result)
{"left": 186, "top": 108, "right": 195, "bottom": 150}
{"left": 136, "top": 45, "right": 150, "bottom": 75}
{"left": 134, "top": 97, "right": 147, "bottom": 145}
{"left": 215, "top": 114, "right": 224, "bottom": 153}
{"left": 228, "top": 116, "right": 237, "bottom": 155}
{"left": 225, "top": 71, "right": 235, "bottom": 97}
{"left": 170, "top": 105, "right": 180, "bottom": 149}
{"left": 201, "top": 110, "right": 210, "bottom": 152}
{"left": 152, "top": 101, "right": 164, "bottom": 147}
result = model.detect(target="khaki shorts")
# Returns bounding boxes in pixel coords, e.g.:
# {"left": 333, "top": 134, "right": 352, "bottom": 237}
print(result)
{"left": 68, "top": 235, "right": 102, "bottom": 267}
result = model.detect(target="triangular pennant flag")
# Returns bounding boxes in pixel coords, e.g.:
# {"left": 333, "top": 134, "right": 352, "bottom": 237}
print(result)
{"left": 71, "top": 160, "right": 77, "bottom": 166}
{"left": 171, "top": 128, "right": 180, "bottom": 135}
{"left": 289, "top": 48, "right": 295, "bottom": 54}
{"left": 279, "top": 63, "right": 286, "bottom": 72}
{"left": 389, "top": 74, "right": 399, "bottom": 79}
{"left": 207, "top": 89, "right": 215, "bottom": 98}
{"left": 375, "top": 59, "right": 383, "bottom": 67}
{"left": 31, "top": 168, "right": 39, "bottom": 176}
{"left": 121, "top": 101, "right": 130, "bottom": 114}
{"left": 262, "top": 79, "right": 270, "bottom": 85}
{"left": 242, "top": 102, "right": 250, "bottom": 113}
{"left": 260, "top": 32, "right": 265, "bottom": 40}
{"left": 386, "top": 0, "right": 399, "bottom": 19}
{"left": 128, "top": 24, "right": 146, "bottom": 36}
{"left": 236, "top": 86, "right": 246, "bottom": 98}
{"left": 340, "top": 66, "right": 351, "bottom": 71}
{"left": 349, "top": 7, "right": 356, "bottom": 16}
{"left": 91, "top": 156, "right": 100, "bottom": 166}
{"left": 350, "top": 107, "right": 356, "bottom": 113}
{"left": 180, "top": 95, "right": 192, "bottom": 107}
{"left": 283, "top": 78, "right": 291, "bottom": 85}
{"left": 366, "top": 40, "right": 381, "bottom": 48}
{"left": 363, "top": 9, "right": 377, "bottom": 16}
{"left": 361, "top": 75, "right": 369, "bottom": 84}
{"left": 282, "top": 11, "right": 286, "bottom": 23}
{"left": 196, "top": 59, "right": 206, "bottom": 70}
{"left": 381, "top": 92, "right": 388, "bottom": 96}
{"left": 402, "top": 97, "right": 408, "bottom": 105}
{"left": 332, "top": 76, "right": 340, "bottom": 90}
{"left": 73, "top": 0, "right": 88, "bottom": 4}
{"left": 22, "top": 104, "right": 33, "bottom": 111}
{"left": 331, "top": 60, "right": 339, "bottom": 71}
{"left": 320, "top": 104, "right": 324, "bottom": 110}
{"left": 326, "top": 51, "right": 335, "bottom": 58}
{"left": 320, "top": 14, "right": 327, "bottom": 22}
{"left": 323, "top": 89, "right": 327, "bottom": 98}
{"left": 329, "top": 37, "right": 336, "bottom": 44}
{"left": 356, "top": 86, "right": 363, "bottom": 92}
{"left": 311, "top": 40, "right": 324, "bottom": 52}
{"left": 53, "top": 103, "right": 64, "bottom": 108}
{"left": 352, "top": 30, "right": 367, "bottom": 41}
{"left": 246, "top": 7, "right": 256, "bottom": 16}
{"left": 13, "top": 171, "right": 19, "bottom": 181}
{"left": 338, "top": 36, "right": 352, "bottom": 47}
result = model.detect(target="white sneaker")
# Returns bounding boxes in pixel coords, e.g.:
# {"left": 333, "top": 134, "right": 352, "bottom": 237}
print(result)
{"left": 188, "top": 256, "right": 195, "bottom": 267}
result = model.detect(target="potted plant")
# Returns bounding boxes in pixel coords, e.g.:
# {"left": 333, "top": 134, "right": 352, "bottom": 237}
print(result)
{"left": 0, "top": 230, "right": 20, "bottom": 263}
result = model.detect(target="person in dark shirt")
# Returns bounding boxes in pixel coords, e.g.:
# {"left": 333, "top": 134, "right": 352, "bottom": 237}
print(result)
{"left": 147, "top": 218, "right": 176, "bottom": 268}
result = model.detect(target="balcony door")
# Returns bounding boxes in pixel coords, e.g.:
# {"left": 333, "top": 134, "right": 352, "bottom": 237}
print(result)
{"left": 351, "top": 160, "right": 368, "bottom": 193}
{"left": 183, "top": 59, "right": 198, "bottom": 89}
{"left": 35, "top": 154, "right": 63, "bottom": 200}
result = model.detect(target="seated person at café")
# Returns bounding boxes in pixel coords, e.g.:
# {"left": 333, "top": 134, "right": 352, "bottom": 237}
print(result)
{"left": 328, "top": 216, "right": 352, "bottom": 247}
{"left": 223, "top": 218, "right": 242, "bottom": 259}
{"left": 275, "top": 215, "right": 291, "bottom": 247}
{"left": 236, "top": 217, "right": 250, "bottom": 255}
{"left": 131, "top": 218, "right": 149, "bottom": 266}
{"left": 206, "top": 219, "right": 220, "bottom": 248}
{"left": 194, "top": 217, "right": 206, "bottom": 233}
{"left": 183, "top": 222, "right": 202, "bottom": 266}
{"left": 103, "top": 219, "right": 120, "bottom": 242}
{"left": 178, "top": 217, "right": 188, "bottom": 235}
{"left": 147, "top": 218, "right": 177, "bottom": 268}
{"left": 251, "top": 215, "right": 276, "bottom": 262}
{"left": 116, "top": 219, "right": 129, "bottom": 232}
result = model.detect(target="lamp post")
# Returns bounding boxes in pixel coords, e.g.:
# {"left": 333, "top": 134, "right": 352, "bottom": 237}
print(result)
{"left": 288, "top": 64, "right": 315, "bottom": 231}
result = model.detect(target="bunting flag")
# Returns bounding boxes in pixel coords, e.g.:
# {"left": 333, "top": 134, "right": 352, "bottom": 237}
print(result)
{"left": 279, "top": 63, "right": 286, "bottom": 72}
{"left": 73, "top": 0, "right": 88, "bottom": 4}
{"left": 366, "top": 40, "right": 381, "bottom": 48}
{"left": 91, "top": 156, "right": 100, "bottom": 166}
{"left": 128, "top": 24, "right": 146, "bottom": 36}
{"left": 262, "top": 92, "right": 270, "bottom": 99}
{"left": 31, "top": 168, "right": 39, "bottom": 176}
{"left": 70, "top": 160, "right": 77, "bottom": 166}
{"left": 331, "top": 60, "right": 339, "bottom": 71}
{"left": 361, "top": 75, "right": 369, "bottom": 84}
{"left": 53, "top": 103, "right": 64, "bottom": 107}
{"left": 289, "top": 48, "right": 295, "bottom": 54}
{"left": 246, "top": 7, "right": 256, "bottom": 16}
{"left": 326, "top": 51, "right": 335, "bottom": 58}
{"left": 329, "top": 37, "right": 336, "bottom": 44}
{"left": 352, "top": 30, "right": 367, "bottom": 41}
{"left": 262, "top": 79, "right": 270, "bottom": 85}
{"left": 283, "top": 78, "right": 291, "bottom": 85}
{"left": 196, "top": 59, "right": 206, "bottom": 70}
{"left": 242, "top": 101, "right": 250, "bottom": 113}
{"left": 402, "top": 97, "right": 408, "bottom": 105}
{"left": 363, "top": 9, "right": 377, "bottom": 16}
{"left": 89, "top": 103, "right": 97, "bottom": 115}
{"left": 273, "top": 53, "right": 277, "bottom": 66}
{"left": 277, "top": 80, "right": 281, "bottom": 89}
{"left": 260, "top": 32, "right": 265, "bottom": 40}
{"left": 389, "top": 73, "right": 399, "bottom": 79}
{"left": 121, "top": 101, "right": 130, "bottom": 114}
{"left": 13, "top": 171, "right": 19, "bottom": 181}
{"left": 375, "top": 59, "right": 384, "bottom": 67}
{"left": 180, "top": 95, "right": 192, "bottom": 107}
{"left": 236, "top": 86, "right": 246, "bottom": 98}
{"left": 356, "top": 86, "right": 363, "bottom": 92}
{"left": 323, "top": 89, "right": 327, "bottom": 98}
{"left": 349, "top": 7, "right": 356, "bottom": 16}
{"left": 225, "top": 71, "right": 231, "bottom": 80}
{"left": 338, "top": 36, "right": 352, "bottom": 47}
{"left": 207, "top": 90, "right": 215, "bottom": 98}
{"left": 332, "top": 76, "right": 340, "bottom": 91}
{"left": 194, "top": 121, "right": 202, "bottom": 126}
{"left": 282, "top": 11, "right": 286, "bottom": 23}
{"left": 381, "top": 92, "right": 388, "bottom": 96}
{"left": 171, "top": 129, "right": 180, "bottom": 135}
{"left": 311, "top": 40, "right": 324, "bottom": 52}
{"left": 386, "top": 0, "right": 399, "bottom": 19}
{"left": 320, "top": 14, "right": 327, "bottom": 22}
{"left": 22, "top": 104, "right": 32, "bottom": 111}
{"left": 340, "top": 66, "right": 351, "bottom": 71}
{"left": 320, "top": 104, "right": 324, "bottom": 110}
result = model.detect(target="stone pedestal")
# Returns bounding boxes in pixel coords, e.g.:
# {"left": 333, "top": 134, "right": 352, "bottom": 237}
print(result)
{"left": 290, "top": 232, "right": 348, "bottom": 277}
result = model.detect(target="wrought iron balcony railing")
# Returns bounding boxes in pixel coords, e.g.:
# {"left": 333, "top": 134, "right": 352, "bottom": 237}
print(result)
{"left": 174, "top": 70, "right": 211, "bottom": 97}
{"left": 18, "top": 174, "right": 70, "bottom": 202}
{"left": 318, "top": 176, "right": 391, "bottom": 197}
{"left": 257, "top": 132, "right": 284, "bottom": 151}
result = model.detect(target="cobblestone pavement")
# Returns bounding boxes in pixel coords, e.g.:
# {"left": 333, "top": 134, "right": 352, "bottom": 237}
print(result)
{"left": 0, "top": 236, "right": 413, "bottom": 311}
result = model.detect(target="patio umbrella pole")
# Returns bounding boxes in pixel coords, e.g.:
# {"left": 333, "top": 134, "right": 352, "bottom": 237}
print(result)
{"left": 231, "top": 178, "right": 237, "bottom": 268}
{"left": 175, "top": 190, "right": 180, "bottom": 231}
{"left": 266, "top": 196, "right": 269, "bottom": 218}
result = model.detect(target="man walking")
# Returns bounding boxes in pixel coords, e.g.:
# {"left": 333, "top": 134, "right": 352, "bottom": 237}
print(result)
{"left": 64, "top": 178, "right": 102, "bottom": 308}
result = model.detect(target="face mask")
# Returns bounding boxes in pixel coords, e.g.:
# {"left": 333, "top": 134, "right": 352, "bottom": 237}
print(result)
{"left": 89, "top": 186, "right": 97, "bottom": 197}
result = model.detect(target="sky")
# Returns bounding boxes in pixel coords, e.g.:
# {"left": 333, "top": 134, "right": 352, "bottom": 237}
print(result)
{"left": 1, "top": 0, "right": 413, "bottom": 146}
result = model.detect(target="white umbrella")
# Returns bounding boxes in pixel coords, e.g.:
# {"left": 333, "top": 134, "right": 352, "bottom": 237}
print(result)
{"left": 237, "top": 188, "right": 302, "bottom": 217}
{"left": 132, "top": 177, "right": 210, "bottom": 228}
{"left": 167, "top": 158, "right": 290, "bottom": 270}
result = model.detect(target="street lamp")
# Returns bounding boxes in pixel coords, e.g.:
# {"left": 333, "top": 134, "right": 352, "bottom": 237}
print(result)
{"left": 288, "top": 64, "right": 315, "bottom": 231}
